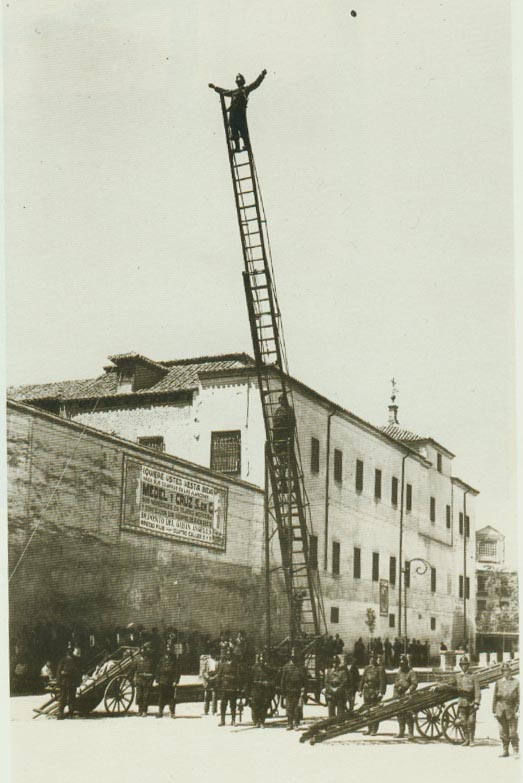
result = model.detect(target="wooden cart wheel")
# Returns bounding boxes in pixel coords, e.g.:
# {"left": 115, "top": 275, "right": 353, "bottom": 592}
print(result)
{"left": 268, "top": 692, "right": 280, "bottom": 717}
{"left": 104, "top": 675, "right": 135, "bottom": 715}
{"left": 441, "top": 701, "right": 465, "bottom": 744}
{"left": 415, "top": 705, "right": 443, "bottom": 739}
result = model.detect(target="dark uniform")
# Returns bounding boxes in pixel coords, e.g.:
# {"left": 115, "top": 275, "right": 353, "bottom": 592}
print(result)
{"left": 281, "top": 658, "right": 307, "bottom": 730}
{"left": 209, "top": 71, "right": 267, "bottom": 152}
{"left": 56, "top": 650, "right": 82, "bottom": 719}
{"left": 360, "top": 658, "right": 386, "bottom": 735}
{"left": 156, "top": 649, "right": 180, "bottom": 718}
{"left": 344, "top": 659, "right": 361, "bottom": 712}
{"left": 449, "top": 659, "right": 481, "bottom": 746}
{"left": 250, "top": 658, "right": 273, "bottom": 727}
{"left": 216, "top": 657, "right": 240, "bottom": 726}
{"left": 492, "top": 667, "right": 519, "bottom": 757}
{"left": 272, "top": 397, "right": 296, "bottom": 458}
{"left": 325, "top": 663, "right": 347, "bottom": 718}
{"left": 133, "top": 647, "right": 154, "bottom": 716}
{"left": 393, "top": 659, "right": 418, "bottom": 738}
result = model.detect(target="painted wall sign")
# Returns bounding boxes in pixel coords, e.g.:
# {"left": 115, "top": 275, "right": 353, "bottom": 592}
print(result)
{"left": 122, "top": 458, "right": 227, "bottom": 550}
{"left": 379, "top": 579, "right": 389, "bottom": 616}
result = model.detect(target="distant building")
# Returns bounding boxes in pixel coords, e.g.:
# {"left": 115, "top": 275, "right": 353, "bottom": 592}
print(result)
{"left": 9, "top": 351, "right": 480, "bottom": 655}
{"left": 475, "top": 526, "right": 519, "bottom": 657}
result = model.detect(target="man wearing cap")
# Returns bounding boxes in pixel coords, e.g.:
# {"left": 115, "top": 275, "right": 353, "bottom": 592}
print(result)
{"left": 56, "top": 644, "right": 82, "bottom": 719}
{"left": 492, "top": 662, "right": 519, "bottom": 758}
{"left": 155, "top": 643, "right": 180, "bottom": 719}
{"left": 250, "top": 652, "right": 273, "bottom": 728}
{"left": 281, "top": 653, "right": 307, "bottom": 730}
{"left": 216, "top": 649, "right": 240, "bottom": 726}
{"left": 133, "top": 643, "right": 154, "bottom": 717}
{"left": 393, "top": 655, "right": 418, "bottom": 739}
{"left": 360, "top": 654, "right": 387, "bottom": 735}
{"left": 343, "top": 654, "right": 361, "bottom": 712}
{"left": 449, "top": 656, "right": 481, "bottom": 747}
{"left": 209, "top": 70, "right": 267, "bottom": 153}
{"left": 324, "top": 656, "right": 347, "bottom": 718}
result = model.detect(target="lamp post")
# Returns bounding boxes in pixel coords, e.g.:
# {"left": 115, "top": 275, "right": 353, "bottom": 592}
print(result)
{"left": 402, "top": 557, "right": 432, "bottom": 654}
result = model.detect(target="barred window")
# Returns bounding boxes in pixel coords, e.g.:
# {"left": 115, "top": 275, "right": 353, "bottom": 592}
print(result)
{"left": 478, "top": 541, "right": 497, "bottom": 558}
{"left": 138, "top": 436, "right": 165, "bottom": 452}
{"left": 210, "top": 431, "right": 241, "bottom": 476}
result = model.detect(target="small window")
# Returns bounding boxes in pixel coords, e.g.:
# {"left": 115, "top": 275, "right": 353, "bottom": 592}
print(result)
{"left": 404, "top": 560, "right": 411, "bottom": 589}
{"left": 437, "top": 453, "right": 442, "bottom": 473}
{"left": 391, "top": 476, "right": 399, "bottom": 507}
{"left": 210, "top": 431, "right": 241, "bottom": 476}
{"left": 332, "top": 541, "right": 341, "bottom": 576}
{"left": 465, "top": 515, "right": 470, "bottom": 538}
{"left": 372, "top": 552, "right": 379, "bottom": 582}
{"left": 477, "top": 574, "right": 486, "bottom": 593}
{"left": 430, "top": 617, "right": 436, "bottom": 631}
{"left": 355, "top": 459, "right": 364, "bottom": 492}
{"left": 406, "top": 483, "right": 412, "bottom": 512}
{"left": 478, "top": 541, "right": 497, "bottom": 558}
{"left": 353, "top": 547, "right": 361, "bottom": 579}
{"left": 138, "top": 436, "right": 165, "bottom": 452}
{"left": 459, "top": 575, "right": 464, "bottom": 598}
{"left": 465, "top": 577, "right": 470, "bottom": 599}
{"left": 330, "top": 607, "right": 339, "bottom": 623}
{"left": 389, "top": 556, "right": 396, "bottom": 586}
{"left": 389, "top": 613, "right": 395, "bottom": 628}
{"left": 374, "top": 469, "right": 382, "bottom": 500}
{"left": 309, "top": 535, "right": 318, "bottom": 570}
{"left": 334, "top": 449, "right": 343, "bottom": 483}
{"left": 430, "top": 496, "right": 436, "bottom": 524}
{"left": 310, "top": 437, "right": 320, "bottom": 474}
{"left": 446, "top": 505, "right": 451, "bottom": 529}
{"left": 459, "top": 512, "right": 464, "bottom": 535}
{"left": 477, "top": 600, "right": 487, "bottom": 611}
{"left": 431, "top": 567, "right": 437, "bottom": 593}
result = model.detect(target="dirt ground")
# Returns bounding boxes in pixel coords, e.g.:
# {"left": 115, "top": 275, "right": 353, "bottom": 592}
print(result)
{"left": 6, "top": 683, "right": 520, "bottom": 783}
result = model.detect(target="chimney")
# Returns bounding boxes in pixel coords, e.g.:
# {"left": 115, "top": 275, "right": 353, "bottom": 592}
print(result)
{"left": 388, "top": 378, "right": 399, "bottom": 425}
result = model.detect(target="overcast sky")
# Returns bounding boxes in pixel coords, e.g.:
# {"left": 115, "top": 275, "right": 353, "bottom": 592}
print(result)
{"left": 4, "top": 1, "right": 517, "bottom": 563}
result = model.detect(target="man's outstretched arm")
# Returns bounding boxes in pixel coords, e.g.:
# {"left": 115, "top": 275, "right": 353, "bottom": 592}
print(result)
{"left": 246, "top": 69, "right": 267, "bottom": 93}
{"left": 208, "top": 83, "right": 234, "bottom": 97}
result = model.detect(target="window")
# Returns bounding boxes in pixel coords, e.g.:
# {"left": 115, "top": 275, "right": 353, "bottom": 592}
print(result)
{"left": 465, "top": 515, "right": 470, "bottom": 538}
{"left": 406, "top": 483, "right": 412, "bottom": 512}
{"left": 330, "top": 607, "right": 339, "bottom": 623}
{"left": 391, "top": 476, "right": 399, "bottom": 507}
{"left": 334, "top": 449, "right": 343, "bottom": 483}
{"left": 372, "top": 552, "right": 379, "bottom": 582}
{"left": 310, "top": 437, "right": 320, "bottom": 474}
{"left": 404, "top": 560, "right": 411, "bottom": 589}
{"left": 309, "top": 535, "right": 318, "bottom": 570}
{"left": 374, "top": 469, "right": 382, "bottom": 500}
{"left": 477, "top": 600, "right": 487, "bottom": 611}
{"left": 437, "top": 453, "right": 442, "bottom": 473}
{"left": 478, "top": 541, "right": 497, "bottom": 558}
{"left": 355, "top": 459, "right": 364, "bottom": 492}
{"left": 477, "top": 574, "right": 486, "bottom": 593}
{"left": 459, "top": 512, "right": 464, "bottom": 535}
{"left": 138, "top": 435, "right": 165, "bottom": 452}
{"left": 210, "top": 431, "right": 241, "bottom": 475}
{"left": 459, "top": 575, "right": 464, "bottom": 598}
{"left": 389, "top": 556, "right": 397, "bottom": 586}
{"left": 430, "top": 496, "right": 436, "bottom": 524}
{"left": 465, "top": 577, "right": 470, "bottom": 599}
{"left": 332, "top": 542, "right": 340, "bottom": 576}
{"left": 389, "top": 613, "right": 395, "bottom": 628}
{"left": 353, "top": 547, "right": 361, "bottom": 579}
{"left": 431, "top": 567, "right": 437, "bottom": 593}
{"left": 446, "top": 505, "right": 451, "bottom": 529}
{"left": 430, "top": 617, "right": 436, "bottom": 630}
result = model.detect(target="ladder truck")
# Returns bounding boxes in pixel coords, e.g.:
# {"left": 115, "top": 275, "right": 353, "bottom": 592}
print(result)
{"left": 211, "top": 81, "right": 327, "bottom": 666}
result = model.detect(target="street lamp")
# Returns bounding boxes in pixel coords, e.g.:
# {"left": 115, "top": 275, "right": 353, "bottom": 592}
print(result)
{"left": 401, "top": 557, "right": 432, "bottom": 653}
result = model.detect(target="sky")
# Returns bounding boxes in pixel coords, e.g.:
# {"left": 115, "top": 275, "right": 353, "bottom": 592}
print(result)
{"left": 3, "top": 1, "right": 517, "bottom": 563}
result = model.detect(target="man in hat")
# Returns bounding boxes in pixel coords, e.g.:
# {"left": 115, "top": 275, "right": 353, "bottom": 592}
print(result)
{"left": 56, "top": 644, "right": 82, "bottom": 719}
{"left": 272, "top": 394, "right": 296, "bottom": 459}
{"left": 360, "top": 654, "right": 387, "bottom": 735}
{"left": 281, "top": 653, "right": 307, "bottom": 730}
{"left": 133, "top": 643, "right": 154, "bottom": 717}
{"left": 492, "top": 662, "right": 519, "bottom": 758}
{"left": 393, "top": 654, "right": 418, "bottom": 739}
{"left": 343, "top": 653, "right": 361, "bottom": 712}
{"left": 250, "top": 652, "right": 274, "bottom": 728}
{"left": 209, "top": 70, "right": 267, "bottom": 153}
{"left": 324, "top": 655, "right": 347, "bottom": 718}
{"left": 216, "top": 648, "right": 240, "bottom": 726}
{"left": 449, "top": 656, "right": 481, "bottom": 747}
{"left": 155, "top": 643, "right": 180, "bottom": 719}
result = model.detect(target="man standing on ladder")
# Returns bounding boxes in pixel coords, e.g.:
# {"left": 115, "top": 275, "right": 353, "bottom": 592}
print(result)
{"left": 208, "top": 70, "right": 267, "bottom": 152}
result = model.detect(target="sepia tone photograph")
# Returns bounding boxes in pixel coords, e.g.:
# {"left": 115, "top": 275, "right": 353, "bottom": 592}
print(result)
{"left": 1, "top": 2, "right": 520, "bottom": 782}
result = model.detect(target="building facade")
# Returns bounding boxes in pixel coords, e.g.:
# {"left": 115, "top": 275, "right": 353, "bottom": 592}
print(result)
{"left": 9, "top": 351, "right": 479, "bottom": 655}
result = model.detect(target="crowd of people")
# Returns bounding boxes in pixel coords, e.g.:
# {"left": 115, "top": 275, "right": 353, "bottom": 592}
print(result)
{"left": 352, "top": 636, "right": 432, "bottom": 668}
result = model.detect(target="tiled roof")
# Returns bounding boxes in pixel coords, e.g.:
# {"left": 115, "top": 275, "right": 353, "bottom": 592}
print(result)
{"left": 7, "top": 353, "right": 255, "bottom": 403}
{"left": 379, "top": 424, "right": 425, "bottom": 442}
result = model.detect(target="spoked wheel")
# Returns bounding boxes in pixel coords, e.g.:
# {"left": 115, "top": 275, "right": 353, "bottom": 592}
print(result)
{"left": 441, "top": 701, "right": 465, "bottom": 745}
{"left": 415, "top": 705, "right": 443, "bottom": 739}
{"left": 268, "top": 693, "right": 280, "bottom": 717}
{"left": 104, "top": 675, "right": 135, "bottom": 715}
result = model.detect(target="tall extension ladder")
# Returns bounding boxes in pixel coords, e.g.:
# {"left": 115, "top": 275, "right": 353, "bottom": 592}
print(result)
{"left": 217, "top": 95, "right": 326, "bottom": 643}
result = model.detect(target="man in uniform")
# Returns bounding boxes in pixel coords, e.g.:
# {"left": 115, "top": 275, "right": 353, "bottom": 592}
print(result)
{"left": 133, "top": 642, "right": 154, "bottom": 717}
{"left": 343, "top": 653, "right": 361, "bottom": 713}
{"left": 324, "top": 656, "right": 347, "bottom": 718}
{"left": 449, "top": 656, "right": 481, "bottom": 747}
{"left": 202, "top": 652, "right": 219, "bottom": 716}
{"left": 281, "top": 653, "right": 307, "bottom": 731}
{"left": 216, "top": 649, "right": 240, "bottom": 726}
{"left": 56, "top": 644, "right": 82, "bottom": 719}
{"left": 155, "top": 643, "right": 180, "bottom": 719}
{"left": 250, "top": 652, "right": 273, "bottom": 728}
{"left": 393, "top": 654, "right": 418, "bottom": 739}
{"left": 208, "top": 70, "right": 267, "bottom": 153}
{"left": 492, "top": 662, "right": 519, "bottom": 758}
{"left": 360, "top": 654, "right": 387, "bottom": 735}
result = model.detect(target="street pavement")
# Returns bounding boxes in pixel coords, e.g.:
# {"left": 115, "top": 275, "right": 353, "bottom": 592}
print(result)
{"left": 7, "top": 683, "right": 520, "bottom": 783}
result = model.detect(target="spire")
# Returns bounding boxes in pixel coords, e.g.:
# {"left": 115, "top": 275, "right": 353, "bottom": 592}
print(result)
{"left": 388, "top": 377, "right": 399, "bottom": 425}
